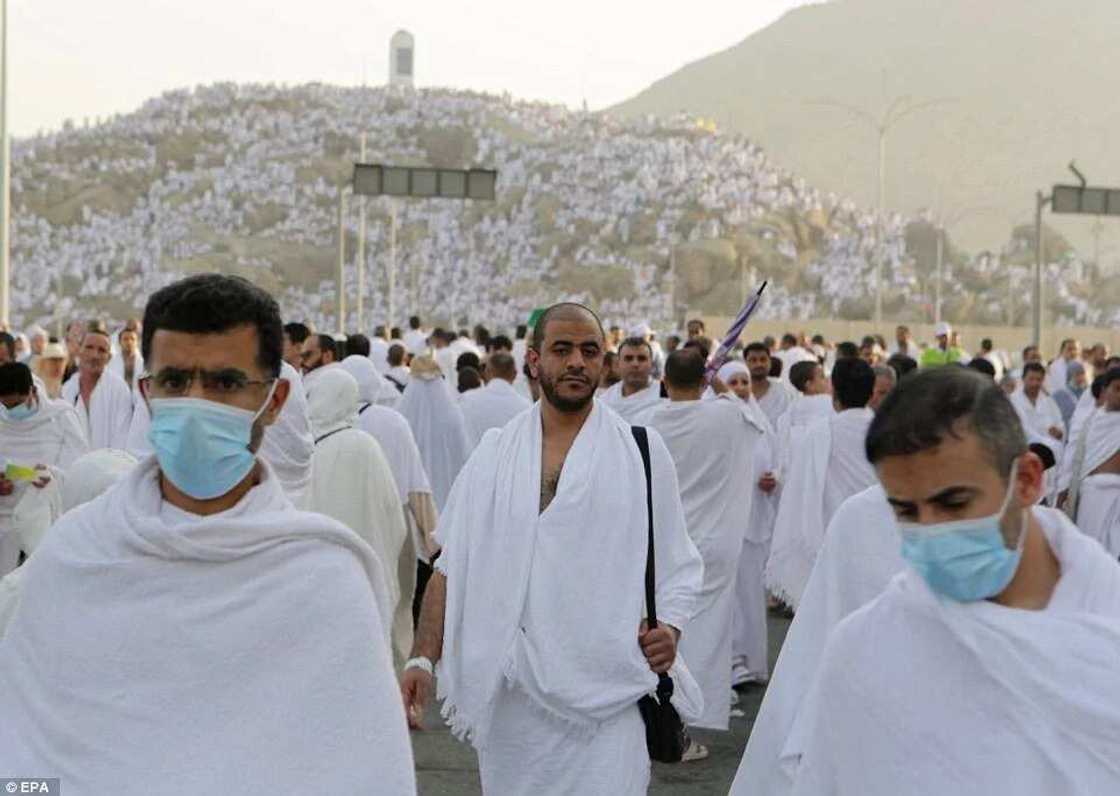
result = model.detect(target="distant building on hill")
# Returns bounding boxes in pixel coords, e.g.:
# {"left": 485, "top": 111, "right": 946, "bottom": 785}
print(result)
{"left": 389, "top": 30, "right": 415, "bottom": 89}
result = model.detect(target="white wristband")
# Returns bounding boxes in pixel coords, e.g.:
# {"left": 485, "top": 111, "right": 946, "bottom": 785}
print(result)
{"left": 404, "top": 656, "right": 434, "bottom": 676}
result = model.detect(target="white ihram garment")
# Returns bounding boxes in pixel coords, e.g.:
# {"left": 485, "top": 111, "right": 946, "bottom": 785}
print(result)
{"left": 0, "top": 456, "right": 416, "bottom": 795}
{"left": 106, "top": 350, "right": 144, "bottom": 392}
{"left": 766, "top": 409, "right": 876, "bottom": 608}
{"left": 397, "top": 374, "right": 471, "bottom": 511}
{"left": 306, "top": 368, "right": 404, "bottom": 641}
{"left": 340, "top": 355, "right": 399, "bottom": 408}
{"left": 61, "top": 370, "right": 133, "bottom": 451}
{"left": 731, "top": 485, "right": 900, "bottom": 796}
{"left": 434, "top": 401, "right": 703, "bottom": 794}
{"left": 649, "top": 395, "right": 763, "bottom": 730}
{"left": 789, "top": 508, "right": 1120, "bottom": 796}
{"left": 1067, "top": 410, "right": 1120, "bottom": 556}
{"left": 600, "top": 380, "right": 665, "bottom": 424}
{"left": 459, "top": 378, "right": 530, "bottom": 448}
{"left": 256, "top": 362, "right": 315, "bottom": 506}
{"left": 0, "top": 398, "right": 89, "bottom": 574}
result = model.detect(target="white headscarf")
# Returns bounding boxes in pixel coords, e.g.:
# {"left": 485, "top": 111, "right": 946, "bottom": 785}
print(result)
{"left": 340, "top": 355, "right": 397, "bottom": 409}
{"left": 60, "top": 449, "right": 139, "bottom": 512}
{"left": 307, "top": 367, "right": 359, "bottom": 440}
{"left": 718, "top": 361, "right": 750, "bottom": 382}
{"left": 396, "top": 360, "right": 472, "bottom": 511}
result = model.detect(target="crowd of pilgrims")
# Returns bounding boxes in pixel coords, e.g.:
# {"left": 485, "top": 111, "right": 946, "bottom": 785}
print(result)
{"left": 1, "top": 273, "right": 1119, "bottom": 793}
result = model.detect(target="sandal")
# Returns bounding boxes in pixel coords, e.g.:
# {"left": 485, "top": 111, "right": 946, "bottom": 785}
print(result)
{"left": 681, "top": 740, "right": 710, "bottom": 763}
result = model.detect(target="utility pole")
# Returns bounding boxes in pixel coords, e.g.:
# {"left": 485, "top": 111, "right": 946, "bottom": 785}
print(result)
{"left": 1033, "top": 190, "right": 1051, "bottom": 349}
{"left": 0, "top": 0, "right": 10, "bottom": 329}
{"left": 356, "top": 133, "right": 367, "bottom": 332}
{"left": 337, "top": 187, "right": 347, "bottom": 335}
{"left": 934, "top": 225, "right": 944, "bottom": 325}
{"left": 387, "top": 199, "right": 397, "bottom": 330}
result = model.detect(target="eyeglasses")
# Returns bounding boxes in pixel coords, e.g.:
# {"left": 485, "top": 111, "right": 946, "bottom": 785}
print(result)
{"left": 139, "top": 367, "right": 275, "bottom": 399}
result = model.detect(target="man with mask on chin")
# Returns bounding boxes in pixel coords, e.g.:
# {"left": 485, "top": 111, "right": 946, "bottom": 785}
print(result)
{"left": 0, "top": 275, "right": 416, "bottom": 795}
{"left": 400, "top": 302, "right": 703, "bottom": 794}
{"left": 786, "top": 367, "right": 1120, "bottom": 795}
{"left": 0, "top": 362, "right": 88, "bottom": 574}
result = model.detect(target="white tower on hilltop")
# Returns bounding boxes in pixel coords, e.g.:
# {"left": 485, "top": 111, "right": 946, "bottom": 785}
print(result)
{"left": 389, "top": 30, "right": 415, "bottom": 88}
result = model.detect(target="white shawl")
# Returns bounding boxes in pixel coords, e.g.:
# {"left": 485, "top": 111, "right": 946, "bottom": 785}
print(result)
{"left": 732, "top": 485, "right": 900, "bottom": 796}
{"left": 61, "top": 370, "right": 134, "bottom": 451}
{"left": 600, "top": 381, "right": 666, "bottom": 424}
{"left": 306, "top": 368, "right": 406, "bottom": 635}
{"left": 774, "top": 394, "right": 834, "bottom": 480}
{"left": 1066, "top": 409, "right": 1120, "bottom": 519}
{"left": 789, "top": 508, "right": 1120, "bottom": 796}
{"left": 257, "top": 361, "right": 315, "bottom": 506}
{"left": 0, "top": 456, "right": 415, "bottom": 795}
{"left": 341, "top": 354, "right": 399, "bottom": 408}
{"left": 459, "top": 378, "right": 531, "bottom": 448}
{"left": 106, "top": 350, "right": 144, "bottom": 391}
{"left": 766, "top": 415, "right": 831, "bottom": 608}
{"left": 434, "top": 401, "right": 704, "bottom": 748}
{"left": 396, "top": 374, "right": 471, "bottom": 511}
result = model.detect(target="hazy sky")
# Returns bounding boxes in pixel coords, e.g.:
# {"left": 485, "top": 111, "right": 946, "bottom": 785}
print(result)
{"left": 9, "top": 0, "right": 807, "bottom": 136}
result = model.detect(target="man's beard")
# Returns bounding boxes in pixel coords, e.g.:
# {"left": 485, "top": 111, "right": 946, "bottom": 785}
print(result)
{"left": 539, "top": 372, "right": 595, "bottom": 413}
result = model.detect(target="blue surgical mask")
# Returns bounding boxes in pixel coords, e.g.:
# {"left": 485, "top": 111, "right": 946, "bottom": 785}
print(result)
{"left": 0, "top": 396, "right": 37, "bottom": 422}
{"left": 898, "top": 460, "right": 1027, "bottom": 602}
{"left": 147, "top": 384, "right": 276, "bottom": 500}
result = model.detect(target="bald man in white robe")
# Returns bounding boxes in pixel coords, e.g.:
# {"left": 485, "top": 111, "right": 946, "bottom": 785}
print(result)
{"left": 649, "top": 351, "right": 764, "bottom": 732}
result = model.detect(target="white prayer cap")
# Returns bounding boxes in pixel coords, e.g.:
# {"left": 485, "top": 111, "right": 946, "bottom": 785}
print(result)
{"left": 627, "top": 322, "right": 652, "bottom": 339}
{"left": 40, "top": 342, "right": 67, "bottom": 360}
{"left": 307, "top": 367, "right": 359, "bottom": 439}
{"left": 934, "top": 321, "right": 952, "bottom": 338}
{"left": 717, "top": 361, "right": 750, "bottom": 382}
{"left": 60, "top": 449, "right": 138, "bottom": 512}
{"left": 25, "top": 325, "right": 47, "bottom": 340}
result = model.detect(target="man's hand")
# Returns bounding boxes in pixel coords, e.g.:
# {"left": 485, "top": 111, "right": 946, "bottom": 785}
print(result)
{"left": 31, "top": 465, "right": 51, "bottom": 490}
{"left": 1048, "top": 426, "right": 1064, "bottom": 441}
{"left": 0, "top": 476, "right": 13, "bottom": 497}
{"left": 400, "top": 668, "right": 434, "bottom": 731}
{"left": 758, "top": 471, "right": 777, "bottom": 494}
{"left": 639, "top": 620, "right": 680, "bottom": 674}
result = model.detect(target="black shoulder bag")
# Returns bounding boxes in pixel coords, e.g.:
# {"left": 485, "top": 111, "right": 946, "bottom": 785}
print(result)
{"left": 631, "top": 426, "right": 689, "bottom": 764}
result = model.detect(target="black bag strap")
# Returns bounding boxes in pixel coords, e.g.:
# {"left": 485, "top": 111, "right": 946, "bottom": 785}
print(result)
{"left": 631, "top": 426, "right": 658, "bottom": 629}
{"left": 632, "top": 426, "right": 675, "bottom": 701}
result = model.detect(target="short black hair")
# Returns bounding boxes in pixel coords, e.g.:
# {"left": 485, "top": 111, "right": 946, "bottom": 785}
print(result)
{"left": 781, "top": 333, "right": 798, "bottom": 347}
{"left": 967, "top": 357, "right": 996, "bottom": 379}
{"left": 409, "top": 315, "right": 421, "bottom": 330}
{"left": 390, "top": 327, "right": 402, "bottom": 339}
{"left": 860, "top": 335, "right": 878, "bottom": 349}
{"left": 981, "top": 338, "right": 994, "bottom": 352}
{"left": 1022, "top": 362, "right": 1046, "bottom": 378}
{"left": 886, "top": 354, "right": 918, "bottom": 380}
{"left": 619, "top": 336, "right": 653, "bottom": 358}
{"left": 1022, "top": 345, "right": 1039, "bottom": 360}
{"left": 387, "top": 343, "right": 406, "bottom": 367}
{"left": 836, "top": 341, "right": 860, "bottom": 359}
{"left": 456, "top": 351, "right": 481, "bottom": 372}
{"left": 664, "top": 348, "right": 705, "bottom": 390}
{"left": 487, "top": 351, "right": 517, "bottom": 381}
{"left": 283, "top": 322, "right": 310, "bottom": 346}
{"left": 373, "top": 325, "right": 386, "bottom": 338}
{"left": 0, "top": 362, "right": 33, "bottom": 395}
{"left": 457, "top": 366, "right": 482, "bottom": 393}
{"left": 530, "top": 303, "right": 604, "bottom": 350}
{"left": 1092, "top": 374, "right": 1106, "bottom": 399}
{"left": 790, "top": 360, "right": 820, "bottom": 393}
{"left": 516, "top": 324, "right": 528, "bottom": 340}
{"left": 831, "top": 357, "right": 875, "bottom": 409}
{"left": 867, "top": 366, "right": 1027, "bottom": 479}
{"left": 0, "top": 332, "right": 13, "bottom": 360}
{"left": 346, "top": 333, "right": 371, "bottom": 358}
{"left": 744, "top": 342, "right": 770, "bottom": 358}
{"left": 314, "top": 334, "right": 338, "bottom": 361}
{"left": 143, "top": 274, "right": 283, "bottom": 377}
{"left": 1102, "top": 366, "right": 1120, "bottom": 391}
{"left": 489, "top": 334, "right": 513, "bottom": 352}
{"left": 769, "top": 357, "right": 783, "bottom": 378}
{"left": 683, "top": 338, "right": 711, "bottom": 359}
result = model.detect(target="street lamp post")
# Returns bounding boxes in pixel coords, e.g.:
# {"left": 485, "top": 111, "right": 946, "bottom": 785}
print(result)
{"left": 809, "top": 91, "right": 955, "bottom": 331}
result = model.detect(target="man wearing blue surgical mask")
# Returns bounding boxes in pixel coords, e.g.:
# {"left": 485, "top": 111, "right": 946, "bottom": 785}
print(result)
{"left": 786, "top": 366, "right": 1120, "bottom": 796}
{"left": 0, "top": 362, "right": 88, "bottom": 575}
{"left": 0, "top": 274, "right": 416, "bottom": 794}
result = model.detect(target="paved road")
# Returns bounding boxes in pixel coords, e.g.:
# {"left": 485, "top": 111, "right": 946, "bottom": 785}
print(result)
{"left": 412, "top": 613, "right": 792, "bottom": 795}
